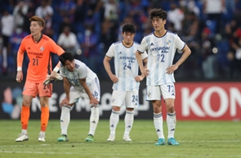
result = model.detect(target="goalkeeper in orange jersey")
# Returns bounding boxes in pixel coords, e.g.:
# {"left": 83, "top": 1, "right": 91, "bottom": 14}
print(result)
{"left": 15, "top": 16, "right": 64, "bottom": 142}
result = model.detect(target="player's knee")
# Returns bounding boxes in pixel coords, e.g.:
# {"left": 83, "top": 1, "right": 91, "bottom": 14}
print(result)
{"left": 167, "top": 104, "right": 175, "bottom": 113}
{"left": 152, "top": 102, "right": 162, "bottom": 113}
{"left": 22, "top": 100, "right": 31, "bottom": 106}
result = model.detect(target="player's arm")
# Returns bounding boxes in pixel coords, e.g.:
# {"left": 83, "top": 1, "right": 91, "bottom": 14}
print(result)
{"left": 16, "top": 40, "right": 26, "bottom": 83}
{"left": 135, "top": 57, "right": 148, "bottom": 82}
{"left": 135, "top": 51, "right": 149, "bottom": 76}
{"left": 60, "top": 77, "right": 71, "bottom": 106}
{"left": 166, "top": 45, "right": 191, "bottom": 74}
{"left": 103, "top": 56, "right": 118, "bottom": 83}
{"left": 49, "top": 38, "right": 65, "bottom": 78}
{"left": 79, "top": 78, "right": 99, "bottom": 106}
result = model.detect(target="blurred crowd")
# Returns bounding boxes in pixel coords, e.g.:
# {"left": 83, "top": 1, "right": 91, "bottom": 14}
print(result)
{"left": 1, "top": 0, "right": 241, "bottom": 81}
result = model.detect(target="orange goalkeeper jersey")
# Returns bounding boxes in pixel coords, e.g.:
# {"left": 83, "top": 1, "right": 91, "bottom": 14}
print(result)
{"left": 17, "top": 34, "right": 64, "bottom": 82}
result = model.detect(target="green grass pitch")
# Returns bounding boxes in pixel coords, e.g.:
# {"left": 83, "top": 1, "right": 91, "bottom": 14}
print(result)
{"left": 0, "top": 120, "right": 240, "bottom": 158}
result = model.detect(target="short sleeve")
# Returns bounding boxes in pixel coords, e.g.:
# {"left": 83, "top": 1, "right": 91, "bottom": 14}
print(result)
{"left": 141, "top": 51, "right": 148, "bottom": 60}
{"left": 49, "top": 38, "right": 64, "bottom": 56}
{"left": 138, "top": 37, "right": 148, "bottom": 53}
{"left": 106, "top": 43, "right": 115, "bottom": 57}
{"left": 174, "top": 35, "right": 185, "bottom": 51}
{"left": 59, "top": 64, "right": 66, "bottom": 77}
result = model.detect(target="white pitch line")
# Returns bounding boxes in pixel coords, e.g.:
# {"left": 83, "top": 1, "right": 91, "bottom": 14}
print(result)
{"left": 0, "top": 140, "right": 240, "bottom": 148}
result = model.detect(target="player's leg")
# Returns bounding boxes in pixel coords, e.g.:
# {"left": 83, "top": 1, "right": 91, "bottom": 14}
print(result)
{"left": 162, "top": 83, "right": 179, "bottom": 145}
{"left": 147, "top": 85, "right": 165, "bottom": 145}
{"left": 38, "top": 83, "right": 53, "bottom": 142}
{"left": 107, "top": 90, "right": 125, "bottom": 141}
{"left": 15, "top": 81, "right": 37, "bottom": 142}
{"left": 85, "top": 77, "right": 101, "bottom": 142}
{"left": 123, "top": 91, "right": 138, "bottom": 141}
{"left": 57, "top": 86, "right": 77, "bottom": 142}
{"left": 57, "top": 104, "right": 73, "bottom": 142}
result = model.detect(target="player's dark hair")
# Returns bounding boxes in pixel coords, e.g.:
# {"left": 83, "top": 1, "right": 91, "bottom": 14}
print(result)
{"left": 59, "top": 52, "right": 74, "bottom": 66}
{"left": 29, "top": 16, "right": 45, "bottom": 28}
{"left": 122, "top": 23, "right": 136, "bottom": 34}
{"left": 150, "top": 8, "right": 167, "bottom": 20}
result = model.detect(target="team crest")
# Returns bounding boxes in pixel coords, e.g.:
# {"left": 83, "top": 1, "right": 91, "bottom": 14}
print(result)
{"left": 166, "top": 40, "right": 171, "bottom": 46}
{"left": 112, "top": 98, "right": 115, "bottom": 103}
{"left": 148, "top": 91, "right": 151, "bottom": 97}
{"left": 40, "top": 46, "right": 44, "bottom": 52}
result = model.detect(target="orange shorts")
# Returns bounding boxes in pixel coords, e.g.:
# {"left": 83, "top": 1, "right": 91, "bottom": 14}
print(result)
{"left": 22, "top": 80, "right": 53, "bottom": 98}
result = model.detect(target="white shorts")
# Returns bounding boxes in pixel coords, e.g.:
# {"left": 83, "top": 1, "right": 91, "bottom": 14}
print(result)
{"left": 111, "top": 90, "right": 138, "bottom": 108}
{"left": 69, "top": 77, "right": 100, "bottom": 104}
{"left": 146, "top": 83, "right": 175, "bottom": 101}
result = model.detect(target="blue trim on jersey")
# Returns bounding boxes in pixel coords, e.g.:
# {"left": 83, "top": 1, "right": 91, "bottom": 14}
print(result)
{"left": 153, "top": 30, "right": 167, "bottom": 38}
{"left": 95, "top": 77, "right": 101, "bottom": 97}
{"left": 105, "top": 55, "right": 112, "bottom": 58}
{"left": 181, "top": 43, "right": 186, "bottom": 51}
{"left": 137, "top": 50, "right": 144, "bottom": 54}
{"left": 75, "top": 63, "right": 80, "bottom": 69}
{"left": 121, "top": 41, "right": 134, "bottom": 48}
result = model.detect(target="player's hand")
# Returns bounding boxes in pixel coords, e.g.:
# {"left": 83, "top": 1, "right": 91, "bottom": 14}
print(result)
{"left": 110, "top": 74, "right": 118, "bottom": 83}
{"left": 135, "top": 75, "right": 144, "bottom": 82}
{"left": 60, "top": 98, "right": 69, "bottom": 106}
{"left": 16, "top": 71, "right": 23, "bottom": 83}
{"left": 50, "top": 71, "right": 58, "bottom": 80}
{"left": 166, "top": 64, "right": 178, "bottom": 74}
{"left": 140, "top": 67, "right": 149, "bottom": 76}
{"left": 89, "top": 97, "right": 99, "bottom": 107}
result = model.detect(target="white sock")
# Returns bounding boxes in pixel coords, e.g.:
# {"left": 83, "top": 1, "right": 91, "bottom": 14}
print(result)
{"left": 153, "top": 113, "right": 164, "bottom": 139}
{"left": 167, "top": 112, "right": 176, "bottom": 139}
{"left": 40, "top": 131, "right": 45, "bottom": 136}
{"left": 124, "top": 110, "right": 134, "bottom": 136}
{"left": 60, "top": 106, "right": 71, "bottom": 136}
{"left": 109, "top": 110, "right": 119, "bottom": 135}
{"left": 88, "top": 106, "right": 99, "bottom": 136}
{"left": 22, "top": 129, "right": 27, "bottom": 135}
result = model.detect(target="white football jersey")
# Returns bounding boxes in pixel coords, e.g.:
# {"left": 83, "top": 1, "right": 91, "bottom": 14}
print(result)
{"left": 106, "top": 41, "right": 148, "bottom": 91}
{"left": 138, "top": 31, "right": 185, "bottom": 85}
{"left": 60, "top": 59, "right": 97, "bottom": 91}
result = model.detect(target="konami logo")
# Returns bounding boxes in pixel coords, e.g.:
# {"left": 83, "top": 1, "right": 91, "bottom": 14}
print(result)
{"left": 175, "top": 82, "right": 241, "bottom": 120}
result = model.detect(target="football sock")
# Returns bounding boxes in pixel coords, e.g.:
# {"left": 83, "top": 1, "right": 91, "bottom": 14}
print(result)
{"left": 154, "top": 113, "right": 164, "bottom": 139}
{"left": 21, "top": 105, "right": 30, "bottom": 132}
{"left": 40, "top": 106, "right": 49, "bottom": 132}
{"left": 167, "top": 112, "right": 176, "bottom": 139}
{"left": 88, "top": 106, "right": 99, "bottom": 136}
{"left": 109, "top": 110, "right": 119, "bottom": 135}
{"left": 124, "top": 110, "right": 134, "bottom": 136}
{"left": 60, "top": 106, "right": 71, "bottom": 135}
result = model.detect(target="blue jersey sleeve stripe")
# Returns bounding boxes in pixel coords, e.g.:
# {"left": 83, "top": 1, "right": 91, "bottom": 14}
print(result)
{"left": 181, "top": 43, "right": 186, "bottom": 51}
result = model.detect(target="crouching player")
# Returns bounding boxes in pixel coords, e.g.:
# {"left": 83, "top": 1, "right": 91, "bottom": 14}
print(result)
{"left": 52, "top": 52, "right": 100, "bottom": 142}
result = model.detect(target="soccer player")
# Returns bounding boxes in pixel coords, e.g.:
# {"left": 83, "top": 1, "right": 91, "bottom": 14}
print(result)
{"left": 135, "top": 8, "right": 191, "bottom": 145}
{"left": 54, "top": 52, "right": 100, "bottom": 142}
{"left": 103, "top": 23, "right": 147, "bottom": 141}
{"left": 15, "top": 16, "right": 64, "bottom": 142}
